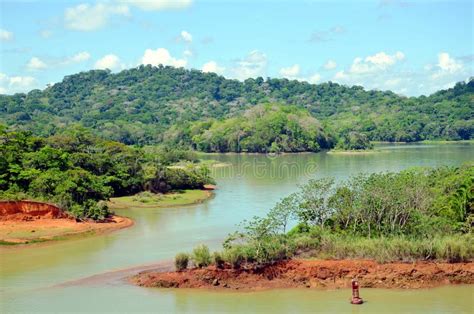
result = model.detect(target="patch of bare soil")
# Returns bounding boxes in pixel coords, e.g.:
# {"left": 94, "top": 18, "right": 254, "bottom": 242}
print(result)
{"left": 0, "top": 201, "right": 133, "bottom": 245}
{"left": 131, "top": 259, "right": 474, "bottom": 291}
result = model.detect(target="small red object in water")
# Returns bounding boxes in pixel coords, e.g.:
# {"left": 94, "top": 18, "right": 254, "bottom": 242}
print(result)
{"left": 350, "top": 279, "right": 364, "bottom": 304}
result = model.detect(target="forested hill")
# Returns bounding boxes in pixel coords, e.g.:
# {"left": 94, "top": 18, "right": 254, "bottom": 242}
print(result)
{"left": 0, "top": 65, "right": 472, "bottom": 145}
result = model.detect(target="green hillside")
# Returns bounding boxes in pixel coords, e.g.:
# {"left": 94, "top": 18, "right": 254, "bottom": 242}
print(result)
{"left": 1, "top": 65, "right": 472, "bottom": 147}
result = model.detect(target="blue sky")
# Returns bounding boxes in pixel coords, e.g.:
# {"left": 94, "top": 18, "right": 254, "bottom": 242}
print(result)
{"left": 0, "top": 0, "right": 472, "bottom": 96}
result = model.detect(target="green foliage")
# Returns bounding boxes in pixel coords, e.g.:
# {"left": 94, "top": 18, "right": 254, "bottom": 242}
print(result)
{"left": 166, "top": 104, "right": 335, "bottom": 153}
{"left": 2, "top": 66, "right": 471, "bottom": 146}
{"left": 147, "top": 165, "right": 215, "bottom": 193}
{"left": 285, "top": 231, "right": 473, "bottom": 263}
{"left": 0, "top": 127, "right": 214, "bottom": 220}
{"left": 191, "top": 244, "right": 212, "bottom": 268}
{"left": 212, "top": 164, "right": 473, "bottom": 266}
{"left": 174, "top": 253, "right": 189, "bottom": 271}
{"left": 212, "top": 251, "right": 225, "bottom": 269}
{"left": 336, "top": 131, "right": 373, "bottom": 150}
{"left": 222, "top": 246, "right": 246, "bottom": 269}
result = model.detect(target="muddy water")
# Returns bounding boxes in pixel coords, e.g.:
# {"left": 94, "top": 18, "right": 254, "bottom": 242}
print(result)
{"left": 1, "top": 143, "right": 473, "bottom": 313}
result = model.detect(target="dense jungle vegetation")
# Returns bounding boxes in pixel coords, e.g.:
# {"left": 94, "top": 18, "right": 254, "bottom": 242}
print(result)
{"left": 177, "top": 164, "right": 474, "bottom": 269}
{"left": 0, "top": 127, "right": 214, "bottom": 220}
{"left": 164, "top": 104, "right": 336, "bottom": 153}
{"left": 0, "top": 66, "right": 472, "bottom": 151}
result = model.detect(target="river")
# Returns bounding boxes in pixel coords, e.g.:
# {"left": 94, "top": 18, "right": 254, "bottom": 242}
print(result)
{"left": 1, "top": 143, "right": 473, "bottom": 313}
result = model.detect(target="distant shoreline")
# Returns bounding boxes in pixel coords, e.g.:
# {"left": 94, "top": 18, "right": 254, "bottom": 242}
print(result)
{"left": 194, "top": 140, "right": 474, "bottom": 156}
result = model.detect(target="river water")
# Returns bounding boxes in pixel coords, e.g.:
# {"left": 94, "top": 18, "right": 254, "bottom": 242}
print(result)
{"left": 1, "top": 143, "right": 473, "bottom": 313}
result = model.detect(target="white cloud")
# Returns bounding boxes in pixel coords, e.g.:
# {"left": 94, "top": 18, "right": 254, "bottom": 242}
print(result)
{"left": 279, "top": 64, "right": 300, "bottom": 78}
{"left": 68, "top": 51, "right": 91, "bottom": 63}
{"left": 64, "top": 3, "right": 130, "bottom": 31}
{"left": 332, "top": 51, "right": 408, "bottom": 94}
{"left": 0, "top": 29, "right": 13, "bottom": 41}
{"left": 332, "top": 51, "right": 470, "bottom": 96}
{"left": 64, "top": 1, "right": 192, "bottom": 32}
{"left": 278, "top": 64, "right": 321, "bottom": 84}
{"left": 180, "top": 30, "right": 192, "bottom": 43}
{"left": 384, "top": 78, "right": 401, "bottom": 87}
{"left": 323, "top": 60, "right": 337, "bottom": 70}
{"left": 202, "top": 61, "right": 225, "bottom": 75}
{"left": 436, "top": 52, "right": 462, "bottom": 73}
{"left": 430, "top": 52, "right": 465, "bottom": 80}
{"left": 95, "top": 54, "right": 122, "bottom": 70}
{"left": 365, "top": 51, "right": 404, "bottom": 67}
{"left": 25, "top": 51, "right": 90, "bottom": 71}
{"left": 26, "top": 57, "right": 48, "bottom": 71}
{"left": 119, "top": 0, "right": 192, "bottom": 11}
{"left": 350, "top": 51, "right": 405, "bottom": 74}
{"left": 334, "top": 71, "right": 346, "bottom": 80}
{"left": 183, "top": 49, "right": 193, "bottom": 57}
{"left": 141, "top": 48, "right": 187, "bottom": 67}
{"left": 230, "top": 50, "right": 267, "bottom": 80}
{"left": 307, "top": 73, "right": 321, "bottom": 84}
{"left": 0, "top": 72, "right": 38, "bottom": 94}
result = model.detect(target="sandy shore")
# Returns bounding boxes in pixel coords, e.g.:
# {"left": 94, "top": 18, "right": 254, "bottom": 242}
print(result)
{"left": 0, "top": 215, "right": 133, "bottom": 245}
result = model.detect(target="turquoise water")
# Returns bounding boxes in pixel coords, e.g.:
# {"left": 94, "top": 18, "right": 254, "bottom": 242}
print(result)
{"left": 1, "top": 143, "right": 473, "bottom": 313}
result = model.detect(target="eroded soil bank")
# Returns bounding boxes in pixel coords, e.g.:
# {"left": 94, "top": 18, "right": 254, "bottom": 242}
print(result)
{"left": 132, "top": 259, "right": 474, "bottom": 291}
{"left": 0, "top": 200, "right": 133, "bottom": 245}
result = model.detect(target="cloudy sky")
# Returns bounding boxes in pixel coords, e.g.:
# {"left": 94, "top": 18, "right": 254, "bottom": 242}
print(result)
{"left": 0, "top": 0, "right": 472, "bottom": 96}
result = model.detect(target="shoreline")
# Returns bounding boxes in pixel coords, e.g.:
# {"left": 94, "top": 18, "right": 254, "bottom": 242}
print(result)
{"left": 326, "top": 149, "right": 382, "bottom": 155}
{"left": 192, "top": 140, "right": 474, "bottom": 156}
{"left": 131, "top": 259, "right": 474, "bottom": 291}
{"left": 108, "top": 189, "right": 214, "bottom": 210}
{"left": 0, "top": 214, "right": 134, "bottom": 247}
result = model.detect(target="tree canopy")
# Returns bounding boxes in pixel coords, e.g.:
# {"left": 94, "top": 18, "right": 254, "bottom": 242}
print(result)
{"left": 0, "top": 127, "right": 214, "bottom": 220}
{"left": 1, "top": 66, "right": 472, "bottom": 147}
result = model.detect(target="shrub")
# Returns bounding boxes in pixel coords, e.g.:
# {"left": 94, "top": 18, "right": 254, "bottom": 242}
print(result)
{"left": 175, "top": 253, "right": 189, "bottom": 271}
{"left": 212, "top": 251, "right": 225, "bottom": 268}
{"left": 260, "top": 239, "right": 291, "bottom": 263}
{"left": 192, "top": 244, "right": 211, "bottom": 268}
{"left": 223, "top": 246, "right": 246, "bottom": 269}
{"left": 289, "top": 235, "right": 319, "bottom": 252}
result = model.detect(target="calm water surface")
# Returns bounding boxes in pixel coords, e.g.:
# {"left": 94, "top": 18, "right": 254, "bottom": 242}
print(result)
{"left": 1, "top": 144, "right": 473, "bottom": 313}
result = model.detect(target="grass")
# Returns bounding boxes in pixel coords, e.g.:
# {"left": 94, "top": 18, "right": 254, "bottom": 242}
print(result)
{"left": 291, "top": 233, "right": 474, "bottom": 263}
{"left": 191, "top": 244, "right": 212, "bottom": 268}
{"left": 108, "top": 190, "right": 213, "bottom": 209}
{"left": 178, "top": 233, "right": 473, "bottom": 269}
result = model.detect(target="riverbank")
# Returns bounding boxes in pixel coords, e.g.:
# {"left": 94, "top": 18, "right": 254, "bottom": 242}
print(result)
{"left": 326, "top": 149, "right": 382, "bottom": 155}
{"left": 131, "top": 259, "right": 474, "bottom": 291}
{"left": 0, "top": 214, "right": 133, "bottom": 245}
{"left": 108, "top": 189, "right": 214, "bottom": 209}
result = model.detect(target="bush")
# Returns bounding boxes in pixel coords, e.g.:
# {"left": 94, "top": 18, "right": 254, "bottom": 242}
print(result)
{"left": 174, "top": 253, "right": 189, "bottom": 271}
{"left": 223, "top": 246, "right": 246, "bottom": 269}
{"left": 192, "top": 244, "right": 211, "bottom": 268}
{"left": 260, "top": 239, "right": 291, "bottom": 263}
{"left": 212, "top": 251, "right": 225, "bottom": 268}
{"left": 148, "top": 166, "right": 215, "bottom": 193}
